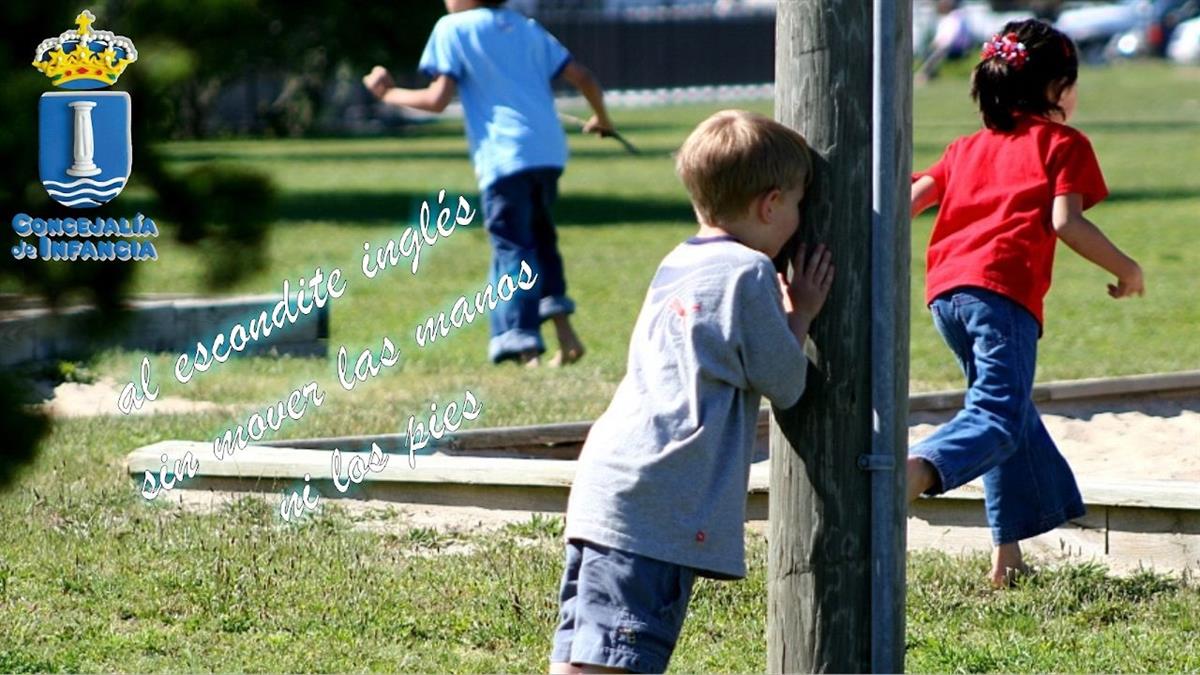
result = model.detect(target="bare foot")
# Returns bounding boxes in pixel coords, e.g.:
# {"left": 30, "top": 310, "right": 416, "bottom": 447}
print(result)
{"left": 547, "top": 348, "right": 585, "bottom": 368}
{"left": 549, "top": 663, "right": 627, "bottom": 674}
{"left": 517, "top": 349, "right": 541, "bottom": 368}
{"left": 990, "top": 541, "right": 1031, "bottom": 588}
{"left": 550, "top": 315, "right": 585, "bottom": 367}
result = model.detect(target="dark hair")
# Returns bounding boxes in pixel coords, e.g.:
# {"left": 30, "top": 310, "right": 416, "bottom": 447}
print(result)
{"left": 971, "top": 19, "right": 1078, "bottom": 132}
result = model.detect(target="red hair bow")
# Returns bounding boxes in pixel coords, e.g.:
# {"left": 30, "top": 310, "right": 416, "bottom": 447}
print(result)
{"left": 981, "top": 32, "right": 1029, "bottom": 69}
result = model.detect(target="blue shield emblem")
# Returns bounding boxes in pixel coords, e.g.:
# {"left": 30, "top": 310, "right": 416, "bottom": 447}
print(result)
{"left": 39, "top": 91, "right": 132, "bottom": 209}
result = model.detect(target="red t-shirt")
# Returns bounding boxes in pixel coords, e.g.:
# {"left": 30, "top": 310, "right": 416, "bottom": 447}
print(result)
{"left": 916, "top": 115, "right": 1108, "bottom": 328}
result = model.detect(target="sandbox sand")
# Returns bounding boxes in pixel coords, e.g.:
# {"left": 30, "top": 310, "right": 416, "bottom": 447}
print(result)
{"left": 41, "top": 379, "right": 1200, "bottom": 484}
{"left": 909, "top": 393, "right": 1200, "bottom": 484}
{"left": 44, "top": 379, "right": 1200, "bottom": 538}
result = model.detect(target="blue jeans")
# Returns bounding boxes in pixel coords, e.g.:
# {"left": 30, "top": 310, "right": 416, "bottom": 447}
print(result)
{"left": 910, "top": 287, "right": 1085, "bottom": 545}
{"left": 550, "top": 541, "right": 696, "bottom": 673}
{"left": 481, "top": 167, "right": 575, "bottom": 363}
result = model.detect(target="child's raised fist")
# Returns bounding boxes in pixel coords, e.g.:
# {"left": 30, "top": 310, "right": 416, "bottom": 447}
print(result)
{"left": 362, "top": 66, "right": 395, "bottom": 100}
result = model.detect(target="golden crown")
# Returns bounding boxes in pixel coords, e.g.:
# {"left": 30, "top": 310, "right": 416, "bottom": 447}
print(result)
{"left": 32, "top": 10, "right": 138, "bottom": 90}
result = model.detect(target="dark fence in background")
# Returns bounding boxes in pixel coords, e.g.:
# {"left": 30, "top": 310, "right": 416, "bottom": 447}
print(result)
{"left": 542, "top": 12, "right": 776, "bottom": 90}
{"left": 205, "top": 4, "right": 778, "bottom": 136}
{"left": 179, "top": 1, "right": 1106, "bottom": 136}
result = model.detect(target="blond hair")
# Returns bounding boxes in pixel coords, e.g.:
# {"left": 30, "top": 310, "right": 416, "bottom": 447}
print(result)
{"left": 675, "top": 110, "right": 813, "bottom": 225}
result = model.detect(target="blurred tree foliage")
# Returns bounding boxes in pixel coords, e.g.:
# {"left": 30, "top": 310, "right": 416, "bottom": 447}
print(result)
{"left": 115, "top": 0, "right": 444, "bottom": 137}
{"left": 1, "top": 1, "right": 443, "bottom": 488}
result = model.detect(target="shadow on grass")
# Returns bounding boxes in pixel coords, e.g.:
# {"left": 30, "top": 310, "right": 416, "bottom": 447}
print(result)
{"left": 270, "top": 190, "right": 692, "bottom": 226}
{"left": 121, "top": 181, "right": 1192, "bottom": 232}
{"left": 1077, "top": 119, "right": 1200, "bottom": 134}
{"left": 161, "top": 147, "right": 673, "bottom": 164}
{"left": 158, "top": 120, "right": 687, "bottom": 163}
{"left": 1106, "top": 187, "right": 1198, "bottom": 203}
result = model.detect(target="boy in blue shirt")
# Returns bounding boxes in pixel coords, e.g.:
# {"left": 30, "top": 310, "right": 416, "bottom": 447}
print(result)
{"left": 364, "top": 0, "right": 615, "bottom": 366}
{"left": 552, "top": 110, "right": 833, "bottom": 673}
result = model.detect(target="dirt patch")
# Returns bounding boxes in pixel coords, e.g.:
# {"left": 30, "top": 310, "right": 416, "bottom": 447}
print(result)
{"left": 33, "top": 377, "right": 228, "bottom": 418}
{"left": 165, "top": 488, "right": 552, "bottom": 536}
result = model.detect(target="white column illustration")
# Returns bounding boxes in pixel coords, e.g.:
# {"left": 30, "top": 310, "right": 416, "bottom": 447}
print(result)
{"left": 66, "top": 100, "right": 102, "bottom": 177}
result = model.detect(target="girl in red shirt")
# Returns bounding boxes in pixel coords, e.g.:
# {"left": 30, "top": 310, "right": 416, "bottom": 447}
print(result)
{"left": 906, "top": 19, "right": 1144, "bottom": 587}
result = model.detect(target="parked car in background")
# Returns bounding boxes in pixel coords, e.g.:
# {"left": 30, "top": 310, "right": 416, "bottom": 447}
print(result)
{"left": 1107, "top": 0, "right": 1200, "bottom": 59}
{"left": 1056, "top": 0, "right": 1142, "bottom": 61}
{"left": 1166, "top": 14, "right": 1200, "bottom": 61}
{"left": 1145, "top": 0, "right": 1200, "bottom": 55}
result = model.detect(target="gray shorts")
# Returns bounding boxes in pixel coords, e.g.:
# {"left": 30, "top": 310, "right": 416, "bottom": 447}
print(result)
{"left": 550, "top": 540, "right": 697, "bottom": 674}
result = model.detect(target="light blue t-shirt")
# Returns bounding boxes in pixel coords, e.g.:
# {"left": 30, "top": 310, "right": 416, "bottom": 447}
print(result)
{"left": 419, "top": 8, "right": 572, "bottom": 190}
{"left": 564, "top": 238, "right": 808, "bottom": 579}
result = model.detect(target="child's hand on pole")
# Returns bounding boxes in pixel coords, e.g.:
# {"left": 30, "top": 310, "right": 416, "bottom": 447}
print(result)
{"left": 788, "top": 243, "right": 834, "bottom": 322}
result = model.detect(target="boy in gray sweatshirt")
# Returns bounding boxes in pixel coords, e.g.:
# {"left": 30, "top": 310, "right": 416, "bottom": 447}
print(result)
{"left": 551, "top": 109, "right": 834, "bottom": 674}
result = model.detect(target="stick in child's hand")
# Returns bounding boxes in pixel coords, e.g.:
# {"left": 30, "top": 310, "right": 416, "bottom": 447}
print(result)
{"left": 557, "top": 112, "right": 640, "bottom": 155}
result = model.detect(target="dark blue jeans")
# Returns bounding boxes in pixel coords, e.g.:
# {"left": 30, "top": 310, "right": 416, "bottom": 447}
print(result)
{"left": 910, "top": 287, "right": 1086, "bottom": 544}
{"left": 481, "top": 167, "right": 575, "bottom": 363}
{"left": 551, "top": 541, "right": 696, "bottom": 673}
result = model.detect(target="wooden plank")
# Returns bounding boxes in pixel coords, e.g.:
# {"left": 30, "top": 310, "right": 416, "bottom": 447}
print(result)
{"left": 1077, "top": 480, "right": 1200, "bottom": 511}
{"left": 256, "top": 422, "right": 594, "bottom": 455}
{"left": 429, "top": 445, "right": 582, "bottom": 461}
{"left": 0, "top": 295, "right": 329, "bottom": 367}
{"left": 910, "top": 390, "right": 966, "bottom": 412}
{"left": 125, "top": 305, "right": 180, "bottom": 352}
{"left": 910, "top": 371, "right": 1200, "bottom": 412}
{"left": 1042, "top": 371, "right": 1200, "bottom": 402}
{"left": 174, "top": 476, "right": 572, "bottom": 513}
{"left": 43, "top": 311, "right": 108, "bottom": 361}
{"left": 907, "top": 499, "right": 1108, "bottom": 561}
{"left": 129, "top": 443, "right": 1200, "bottom": 573}
{"left": 747, "top": 492, "right": 769, "bottom": 521}
{"left": 1108, "top": 507, "right": 1200, "bottom": 572}
{"left": 126, "top": 441, "right": 578, "bottom": 487}
{"left": 258, "top": 417, "right": 770, "bottom": 462}
{"left": 169, "top": 296, "right": 322, "bottom": 351}
{"left": 0, "top": 316, "right": 39, "bottom": 367}
{"left": 143, "top": 295, "right": 327, "bottom": 353}
{"left": 438, "top": 421, "right": 593, "bottom": 450}
{"left": 131, "top": 443, "right": 1200, "bottom": 513}
{"left": 932, "top": 478, "right": 1200, "bottom": 512}
{"left": 132, "top": 443, "right": 764, "bottom": 493}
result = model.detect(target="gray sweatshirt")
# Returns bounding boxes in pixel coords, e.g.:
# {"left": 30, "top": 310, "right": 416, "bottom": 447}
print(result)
{"left": 564, "top": 236, "right": 807, "bottom": 579}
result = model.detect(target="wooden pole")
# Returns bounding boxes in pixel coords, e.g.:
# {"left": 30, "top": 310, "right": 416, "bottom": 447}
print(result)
{"left": 768, "top": 0, "right": 911, "bottom": 671}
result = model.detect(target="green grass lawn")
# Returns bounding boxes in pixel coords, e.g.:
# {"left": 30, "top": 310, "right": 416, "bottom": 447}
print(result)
{"left": 2, "top": 61, "right": 1199, "bottom": 671}
{"left": 2, "top": 425, "right": 1198, "bottom": 672}
{"left": 68, "top": 61, "right": 1200, "bottom": 440}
